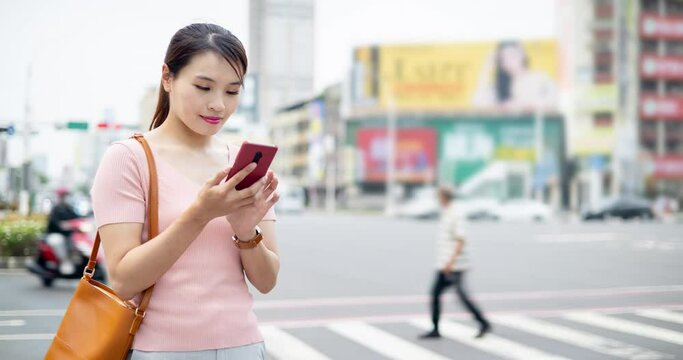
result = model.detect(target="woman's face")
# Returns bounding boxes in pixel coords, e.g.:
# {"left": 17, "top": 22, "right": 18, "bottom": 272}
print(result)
{"left": 499, "top": 45, "right": 526, "bottom": 74}
{"left": 163, "top": 51, "right": 243, "bottom": 136}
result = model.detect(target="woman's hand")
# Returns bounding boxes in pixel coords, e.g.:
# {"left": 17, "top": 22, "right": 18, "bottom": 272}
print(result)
{"left": 225, "top": 170, "right": 280, "bottom": 239}
{"left": 190, "top": 163, "right": 260, "bottom": 223}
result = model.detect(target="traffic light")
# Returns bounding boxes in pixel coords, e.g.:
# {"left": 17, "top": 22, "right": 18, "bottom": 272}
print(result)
{"left": 0, "top": 125, "right": 15, "bottom": 135}
{"left": 66, "top": 121, "right": 88, "bottom": 130}
{"left": 96, "top": 122, "right": 121, "bottom": 130}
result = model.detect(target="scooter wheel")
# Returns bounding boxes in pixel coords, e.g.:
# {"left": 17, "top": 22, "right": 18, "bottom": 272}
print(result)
{"left": 41, "top": 277, "right": 54, "bottom": 287}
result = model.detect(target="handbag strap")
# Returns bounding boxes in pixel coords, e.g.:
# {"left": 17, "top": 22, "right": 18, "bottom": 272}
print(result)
{"left": 85, "top": 133, "right": 158, "bottom": 314}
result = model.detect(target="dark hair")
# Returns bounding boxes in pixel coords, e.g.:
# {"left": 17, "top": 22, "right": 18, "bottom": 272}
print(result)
{"left": 495, "top": 41, "right": 528, "bottom": 103}
{"left": 150, "top": 23, "right": 248, "bottom": 129}
{"left": 438, "top": 185, "right": 456, "bottom": 202}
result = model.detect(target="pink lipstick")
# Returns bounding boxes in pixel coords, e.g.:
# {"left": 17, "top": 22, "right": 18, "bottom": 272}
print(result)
{"left": 200, "top": 115, "right": 222, "bottom": 125}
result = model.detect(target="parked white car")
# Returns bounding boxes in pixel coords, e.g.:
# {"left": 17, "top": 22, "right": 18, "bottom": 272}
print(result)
{"left": 396, "top": 186, "right": 440, "bottom": 219}
{"left": 275, "top": 185, "right": 306, "bottom": 213}
{"left": 456, "top": 198, "right": 554, "bottom": 222}
{"left": 490, "top": 199, "right": 554, "bottom": 222}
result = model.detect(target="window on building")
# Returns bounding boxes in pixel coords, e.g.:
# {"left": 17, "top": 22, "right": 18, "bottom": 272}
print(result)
{"left": 666, "top": 41, "right": 683, "bottom": 56}
{"left": 642, "top": 138, "right": 657, "bottom": 153}
{"left": 642, "top": 0, "right": 658, "bottom": 12}
{"left": 594, "top": 0, "right": 614, "bottom": 18}
{"left": 641, "top": 80, "right": 658, "bottom": 92}
{"left": 667, "top": 0, "right": 683, "bottom": 15}
{"left": 641, "top": 121, "right": 658, "bottom": 143}
{"left": 641, "top": 40, "right": 658, "bottom": 54}
{"left": 667, "top": 122, "right": 683, "bottom": 141}
{"left": 666, "top": 81, "right": 683, "bottom": 94}
{"left": 593, "top": 112, "right": 614, "bottom": 127}
{"left": 594, "top": 28, "right": 614, "bottom": 41}
{"left": 666, "top": 139, "right": 683, "bottom": 153}
{"left": 594, "top": 62, "right": 613, "bottom": 83}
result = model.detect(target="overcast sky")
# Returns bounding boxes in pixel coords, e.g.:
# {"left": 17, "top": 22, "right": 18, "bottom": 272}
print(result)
{"left": 0, "top": 0, "right": 557, "bottom": 126}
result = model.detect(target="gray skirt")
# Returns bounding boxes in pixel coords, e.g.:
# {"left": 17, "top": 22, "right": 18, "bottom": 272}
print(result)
{"left": 127, "top": 342, "right": 266, "bottom": 360}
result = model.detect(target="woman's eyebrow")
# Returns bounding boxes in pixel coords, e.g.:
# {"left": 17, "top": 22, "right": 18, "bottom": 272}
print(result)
{"left": 195, "top": 75, "right": 242, "bottom": 86}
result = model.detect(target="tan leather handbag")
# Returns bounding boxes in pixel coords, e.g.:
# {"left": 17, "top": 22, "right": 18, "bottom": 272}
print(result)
{"left": 45, "top": 134, "right": 158, "bottom": 360}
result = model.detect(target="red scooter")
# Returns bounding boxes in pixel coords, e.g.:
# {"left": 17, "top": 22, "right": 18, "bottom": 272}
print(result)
{"left": 27, "top": 217, "right": 107, "bottom": 287}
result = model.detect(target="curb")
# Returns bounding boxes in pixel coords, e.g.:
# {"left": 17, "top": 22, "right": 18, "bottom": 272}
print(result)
{"left": 0, "top": 256, "right": 31, "bottom": 269}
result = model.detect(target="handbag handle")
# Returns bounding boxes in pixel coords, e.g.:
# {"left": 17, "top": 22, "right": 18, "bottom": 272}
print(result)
{"left": 85, "top": 133, "right": 158, "bottom": 314}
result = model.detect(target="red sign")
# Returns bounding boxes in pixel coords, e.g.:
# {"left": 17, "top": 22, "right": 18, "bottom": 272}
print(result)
{"left": 640, "top": 96, "right": 683, "bottom": 119}
{"left": 654, "top": 156, "right": 683, "bottom": 179}
{"left": 641, "top": 55, "right": 683, "bottom": 79}
{"left": 641, "top": 14, "right": 683, "bottom": 39}
{"left": 357, "top": 128, "right": 437, "bottom": 183}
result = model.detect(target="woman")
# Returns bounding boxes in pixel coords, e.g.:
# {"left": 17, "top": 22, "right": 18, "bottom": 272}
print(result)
{"left": 472, "top": 41, "right": 557, "bottom": 111}
{"left": 91, "top": 23, "right": 280, "bottom": 359}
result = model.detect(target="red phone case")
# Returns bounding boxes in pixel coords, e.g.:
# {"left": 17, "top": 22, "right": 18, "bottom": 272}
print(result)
{"left": 226, "top": 142, "right": 278, "bottom": 190}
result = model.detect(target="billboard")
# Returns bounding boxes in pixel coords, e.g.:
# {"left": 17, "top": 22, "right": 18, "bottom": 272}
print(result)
{"left": 352, "top": 40, "right": 559, "bottom": 111}
{"left": 653, "top": 156, "right": 683, "bottom": 179}
{"left": 641, "top": 55, "right": 683, "bottom": 79}
{"left": 640, "top": 96, "right": 683, "bottom": 119}
{"left": 357, "top": 128, "right": 437, "bottom": 183}
{"left": 641, "top": 14, "right": 683, "bottom": 40}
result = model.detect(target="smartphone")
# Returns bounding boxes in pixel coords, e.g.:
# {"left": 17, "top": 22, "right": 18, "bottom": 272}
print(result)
{"left": 226, "top": 141, "right": 278, "bottom": 190}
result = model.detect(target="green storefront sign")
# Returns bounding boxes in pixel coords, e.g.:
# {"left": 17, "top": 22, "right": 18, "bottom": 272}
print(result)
{"left": 346, "top": 113, "right": 565, "bottom": 186}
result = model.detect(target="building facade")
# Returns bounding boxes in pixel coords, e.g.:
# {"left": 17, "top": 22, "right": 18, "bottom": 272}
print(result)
{"left": 248, "top": 0, "right": 315, "bottom": 126}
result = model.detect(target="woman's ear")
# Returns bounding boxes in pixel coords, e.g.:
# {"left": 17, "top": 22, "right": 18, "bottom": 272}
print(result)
{"left": 161, "top": 64, "right": 173, "bottom": 92}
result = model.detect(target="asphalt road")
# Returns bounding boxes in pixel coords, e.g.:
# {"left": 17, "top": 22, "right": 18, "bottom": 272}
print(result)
{"left": 1, "top": 213, "right": 682, "bottom": 359}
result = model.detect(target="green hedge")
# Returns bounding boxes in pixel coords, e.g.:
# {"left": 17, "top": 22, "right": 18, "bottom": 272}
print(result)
{"left": 0, "top": 220, "right": 45, "bottom": 257}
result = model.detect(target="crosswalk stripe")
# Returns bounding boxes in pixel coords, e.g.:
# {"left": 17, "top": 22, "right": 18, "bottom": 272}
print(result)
{"left": 0, "top": 320, "right": 26, "bottom": 327}
{"left": 637, "top": 309, "right": 683, "bottom": 325}
{"left": 0, "top": 333, "right": 53, "bottom": 341}
{"left": 327, "top": 321, "right": 451, "bottom": 360}
{"left": 0, "top": 309, "right": 64, "bottom": 317}
{"left": 565, "top": 312, "right": 683, "bottom": 346}
{"left": 494, "top": 315, "right": 673, "bottom": 360}
{"left": 410, "top": 319, "right": 570, "bottom": 360}
{"left": 259, "top": 325, "right": 331, "bottom": 360}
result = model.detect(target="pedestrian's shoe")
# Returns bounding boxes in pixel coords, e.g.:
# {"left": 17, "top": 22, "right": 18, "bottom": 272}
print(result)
{"left": 475, "top": 323, "right": 491, "bottom": 339}
{"left": 418, "top": 330, "right": 441, "bottom": 339}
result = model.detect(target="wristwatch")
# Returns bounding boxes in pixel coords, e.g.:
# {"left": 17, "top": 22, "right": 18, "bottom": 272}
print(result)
{"left": 232, "top": 226, "right": 263, "bottom": 249}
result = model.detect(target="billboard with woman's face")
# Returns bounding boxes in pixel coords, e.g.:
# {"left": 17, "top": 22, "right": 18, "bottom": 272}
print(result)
{"left": 352, "top": 40, "right": 559, "bottom": 112}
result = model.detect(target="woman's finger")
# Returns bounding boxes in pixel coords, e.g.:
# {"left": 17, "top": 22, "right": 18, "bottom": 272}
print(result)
{"left": 266, "top": 192, "right": 280, "bottom": 207}
{"left": 225, "top": 163, "right": 257, "bottom": 189}
{"left": 261, "top": 176, "right": 279, "bottom": 201}
{"left": 206, "top": 167, "right": 230, "bottom": 188}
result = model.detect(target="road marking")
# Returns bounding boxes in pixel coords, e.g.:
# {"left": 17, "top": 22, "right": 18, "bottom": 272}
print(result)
{"left": 410, "top": 319, "right": 569, "bottom": 360}
{"left": 637, "top": 309, "right": 683, "bottom": 325}
{"left": 0, "top": 309, "right": 64, "bottom": 317}
{"left": 259, "top": 325, "right": 331, "bottom": 360}
{"left": 565, "top": 312, "right": 683, "bottom": 346}
{"left": 260, "top": 304, "right": 683, "bottom": 329}
{"left": 536, "top": 232, "right": 619, "bottom": 243}
{"left": 253, "top": 285, "right": 683, "bottom": 309}
{"left": 494, "top": 315, "right": 673, "bottom": 360}
{"left": 0, "top": 333, "right": 53, "bottom": 341}
{"left": 327, "top": 321, "right": 451, "bottom": 360}
{"left": 0, "top": 320, "right": 26, "bottom": 327}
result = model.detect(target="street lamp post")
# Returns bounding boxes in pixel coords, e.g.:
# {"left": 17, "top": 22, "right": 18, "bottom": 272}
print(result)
{"left": 384, "top": 84, "right": 398, "bottom": 216}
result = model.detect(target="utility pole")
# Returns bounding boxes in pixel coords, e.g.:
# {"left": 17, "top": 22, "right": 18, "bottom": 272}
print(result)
{"left": 385, "top": 84, "right": 397, "bottom": 216}
{"left": 19, "top": 64, "right": 32, "bottom": 216}
{"left": 534, "top": 105, "right": 545, "bottom": 201}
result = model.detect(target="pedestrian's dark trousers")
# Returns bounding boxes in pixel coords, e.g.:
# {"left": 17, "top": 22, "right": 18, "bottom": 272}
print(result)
{"left": 430, "top": 270, "right": 489, "bottom": 331}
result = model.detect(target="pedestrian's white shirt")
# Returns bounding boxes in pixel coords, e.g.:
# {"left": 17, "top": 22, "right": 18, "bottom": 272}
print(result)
{"left": 436, "top": 203, "right": 469, "bottom": 270}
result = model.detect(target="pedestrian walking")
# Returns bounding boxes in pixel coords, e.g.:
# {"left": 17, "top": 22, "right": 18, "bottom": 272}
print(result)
{"left": 419, "top": 185, "right": 491, "bottom": 339}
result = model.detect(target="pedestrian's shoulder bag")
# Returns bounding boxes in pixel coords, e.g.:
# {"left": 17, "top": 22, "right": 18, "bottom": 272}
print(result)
{"left": 45, "top": 133, "right": 158, "bottom": 360}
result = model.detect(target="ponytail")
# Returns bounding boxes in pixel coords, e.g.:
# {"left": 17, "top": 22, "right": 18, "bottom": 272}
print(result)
{"left": 149, "top": 81, "right": 170, "bottom": 130}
